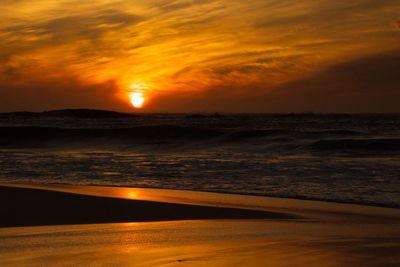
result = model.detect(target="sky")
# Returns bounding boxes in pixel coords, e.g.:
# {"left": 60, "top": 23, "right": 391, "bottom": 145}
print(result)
{"left": 0, "top": 0, "right": 399, "bottom": 113}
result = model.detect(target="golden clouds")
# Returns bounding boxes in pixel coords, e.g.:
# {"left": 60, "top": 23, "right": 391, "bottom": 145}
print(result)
{"left": 0, "top": 0, "right": 400, "bottom": 112}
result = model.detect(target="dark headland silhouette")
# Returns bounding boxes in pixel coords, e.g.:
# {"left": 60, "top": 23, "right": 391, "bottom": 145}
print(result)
{"left": 0, "top": 109, "right": 138, "bottom": 118}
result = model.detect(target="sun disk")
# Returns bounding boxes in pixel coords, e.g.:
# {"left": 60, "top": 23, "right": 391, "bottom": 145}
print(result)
{"left": 129, "top": 92, "right": 145, "bottom": 108}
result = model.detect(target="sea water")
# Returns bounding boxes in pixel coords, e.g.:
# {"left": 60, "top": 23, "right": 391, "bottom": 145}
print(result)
{"left": 0, "top": 111, "right": 399, "bottom": 208}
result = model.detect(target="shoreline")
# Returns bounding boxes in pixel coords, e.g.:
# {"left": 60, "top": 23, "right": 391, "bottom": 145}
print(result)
{"left": 2, "top": 182, "right": 399, "bottom": 225}
{"left": 0, "top": 184, "right": 298, "bottom": 228}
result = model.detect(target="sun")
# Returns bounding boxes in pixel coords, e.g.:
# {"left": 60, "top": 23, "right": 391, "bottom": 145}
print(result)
{"left": 128, "top": 83, "right": 147, "bottom": 108}
{"left": 129, "top": 92, "right": 145, "bottom": 108}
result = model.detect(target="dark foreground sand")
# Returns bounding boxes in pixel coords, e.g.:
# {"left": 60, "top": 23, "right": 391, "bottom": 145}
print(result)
{"left": 0, "top": 183, "right": 399, "bottom": 266}
{"left": 0, "top": 185, "right": 297, "bottom": 228}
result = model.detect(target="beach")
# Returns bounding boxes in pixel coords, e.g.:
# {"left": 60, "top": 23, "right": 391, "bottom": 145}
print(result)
{"left": 2, "top": 0, "right": 400, "bottom": 265}
{"left": 1, "top": 183, "right": 399, "bottom": 266}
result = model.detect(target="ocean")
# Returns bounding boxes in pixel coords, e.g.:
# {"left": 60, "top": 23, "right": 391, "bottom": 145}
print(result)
{"left": 0, "top": 110, "right": 399, "bottom": 208}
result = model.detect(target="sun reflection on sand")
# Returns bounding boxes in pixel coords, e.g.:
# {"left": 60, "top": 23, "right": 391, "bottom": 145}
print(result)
{"left": 1, "top": 219, "right": 399, "bottom": 266}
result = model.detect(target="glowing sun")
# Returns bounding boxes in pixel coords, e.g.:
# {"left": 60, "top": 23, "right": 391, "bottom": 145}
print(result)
{"left": 129, "top": 83, "right": 147, "bottom": 108}
{"left": 129, "top": 92, "right": 145, "bottom": 108}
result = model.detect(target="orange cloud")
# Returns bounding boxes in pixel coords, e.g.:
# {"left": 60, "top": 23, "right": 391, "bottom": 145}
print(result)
{"left": 1, "top": 0, "right": 400, "bottom": 112}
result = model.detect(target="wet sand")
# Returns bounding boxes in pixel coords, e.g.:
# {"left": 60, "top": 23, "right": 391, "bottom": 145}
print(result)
{"left": 0, "top": 183, "right": 399, "bottom": 266}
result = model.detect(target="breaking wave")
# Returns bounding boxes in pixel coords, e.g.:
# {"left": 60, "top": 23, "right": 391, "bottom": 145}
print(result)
{"left": 310, "top": 138, "right": 400, "bottom": 152}
{"left": 0, "top": 126, "right": 221, "bottom": 148}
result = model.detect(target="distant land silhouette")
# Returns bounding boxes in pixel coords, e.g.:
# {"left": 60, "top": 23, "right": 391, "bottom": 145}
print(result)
{"left": 0, "top": 109, "right": 137, "bottom": 118}
{"left": 2, "top": 109, "right": 399, "bottom": 119}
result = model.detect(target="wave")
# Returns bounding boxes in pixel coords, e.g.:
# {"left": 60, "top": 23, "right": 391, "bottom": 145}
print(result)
{"left": 2, "top": 125, "right": 399, "bottom": 154}
{"left": 296, "top": 129, "right": 363, "bottom": 140}
{"left": 224, "top": 129, "right": 364, "bottom": 144}
{"left": 0, "top": 126, "right": 221, "bottom": 148}
{"left": 225, "top": 129, "right": 290, "bottom": 141}
{"left": 310, "top": 138, "right": 400, "bottom": 152}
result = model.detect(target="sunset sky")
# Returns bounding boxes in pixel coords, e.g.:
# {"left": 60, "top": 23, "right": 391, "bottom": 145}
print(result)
{"left": 1, "top": 0, "right": 399, "bottom": 112}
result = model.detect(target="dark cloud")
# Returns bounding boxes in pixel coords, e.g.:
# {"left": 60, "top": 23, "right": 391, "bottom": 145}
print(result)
{"left": 0, "top": 9, "right": 143, "bottom": 66}
{"left": 393, "top": 20, "right": 400, "bottom": 30}
{"left": 207, "top": 54, "right": 307, "bottom": 87}
{"left": 1, "top": 10, "right": 143, "bottom": 46}
{"left": 36, "top": 10, "right": 142, "bottom": 42}
{"left": 212, "top": 65, "right": 265, "bottom": 76}
{"left": 0, "top": 58, "right": 43, "bottom": 81}
{"left": 255, "top": 54, "right": 303, "bottom": 64}
{"left": 144, "top": 50, "right": 400, "bottom": 113}
{"left": 212, "top": 54, "right": 304, "bottom": 76}
{"left": 269, "top": 49, "right": 400, "bottom": 112}
{"left": 253, "top": 0, "right": 400, "bottom": 44}
{"left": 154, "top": 0, "right": 217, "bottom": 12}
{"left": 156, "top": 1, "right": 192, "bottom": 12}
